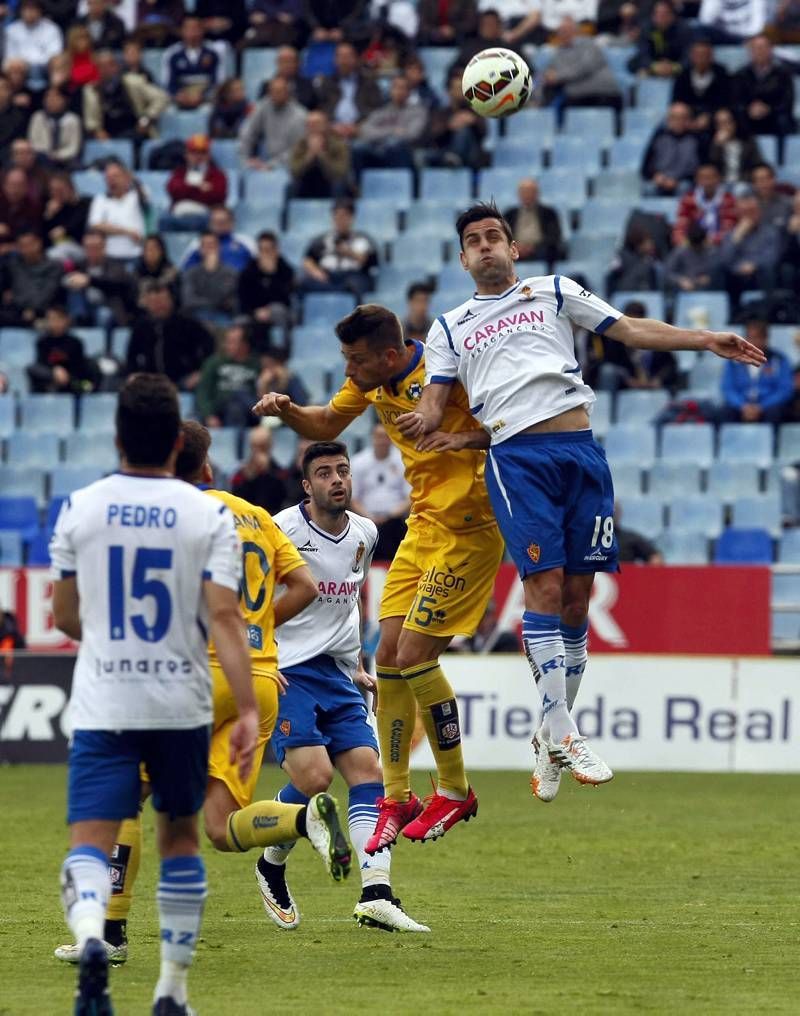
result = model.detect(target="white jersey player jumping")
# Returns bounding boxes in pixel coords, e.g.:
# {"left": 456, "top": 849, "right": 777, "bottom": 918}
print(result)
{"left": 399, "top": 201, "right": 766, "bottom": 803}
{"left": 255, "top": 440, "right": 429, "bottom": 934}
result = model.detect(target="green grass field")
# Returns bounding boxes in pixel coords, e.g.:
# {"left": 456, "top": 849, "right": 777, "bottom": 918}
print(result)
{"left": 2, "top": 766, "right": 799, "bottom": 1015}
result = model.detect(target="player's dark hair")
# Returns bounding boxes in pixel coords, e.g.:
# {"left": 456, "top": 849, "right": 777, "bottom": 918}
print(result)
{"left": 455, "top": 201, "right": 513, "bottom": 248}
{"left": 175, "top": 420, "right": 211, "bottom": 482}
{"left": 302, "top": 441, "right": 349, "bottom": 480}
{"left": 116, "top": 373, "right": 180, "bottom": 468}
{"left": 335, "top": 304, "right": 404, "bottom": 352}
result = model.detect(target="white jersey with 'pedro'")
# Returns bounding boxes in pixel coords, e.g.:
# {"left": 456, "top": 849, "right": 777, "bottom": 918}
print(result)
{"left": 424, "top": 275, "right": 622, "bottom": 444}
{"left": 274, "top": 503, "right": 377, "bottom": 678}
{"left": 49, "top": 473, "right": 241, "bottom": 732}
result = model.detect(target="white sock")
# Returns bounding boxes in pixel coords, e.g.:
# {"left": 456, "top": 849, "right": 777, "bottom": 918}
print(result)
{"left": 61, "top": 846, "right": 110, "bottom": 951}
{"left": 562, "top": 619, "right": 589, "bottom": 715}
{"left": 436, "top": 785, "right": 468, "bottom": 801}
{"left": 522, "top": 610, "right": 579, "bottom": 744}
{"left": 349, "top": 782, "right": 390, "bottom": 888}
{"left": 154, "top": 855, "right": 207, "bottom": 1005}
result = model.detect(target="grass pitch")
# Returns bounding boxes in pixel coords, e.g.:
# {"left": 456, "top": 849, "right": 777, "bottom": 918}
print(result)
{"left": 1, "top": 767, "right": 799, "bottom": 1015}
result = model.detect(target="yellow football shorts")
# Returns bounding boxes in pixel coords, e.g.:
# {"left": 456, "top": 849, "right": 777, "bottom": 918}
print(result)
{"left": 379, "top": 515, "right": 505, "bottom": 638}
{"left": 207, "top": 663, "right": 280, "bottom": 809}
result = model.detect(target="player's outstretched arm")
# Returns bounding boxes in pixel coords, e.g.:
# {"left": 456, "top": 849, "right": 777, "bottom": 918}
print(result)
{"left": 396, "top": 382, "right": 452, "bottom": 438}
{"left": 606, "top": 316, "right": 767, "bottom": 366}
{"left": 52, "top": 576, "right": 81, "bottom": 641}
{"left": 204, "top": 580, "right": 259, "bottom": 780}
{"left": 251, "top": 392, "right": 348, "bottom": 440}
{"left": 273, "top": 564, "right": 317, "bottom": 627}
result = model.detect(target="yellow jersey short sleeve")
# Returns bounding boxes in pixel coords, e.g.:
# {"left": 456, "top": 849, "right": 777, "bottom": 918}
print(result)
{"left": 205, "top": 489, "right": 306, "bottom": 674}
{"left": 329, "top": 380, "right": 370, "bottom": 420}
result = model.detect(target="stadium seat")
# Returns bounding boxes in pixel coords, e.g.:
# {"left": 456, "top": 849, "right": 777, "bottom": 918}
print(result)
{"left": 26, "top": 527, "right": 52, "bottom": 566}
{"left": 354, "top": 201, "right": 398, "bottom": 243}
{"left": 291, "top": 326, "right": 329, "bottom": 360}
{"left": 234, "top": 202, "right": 280, "bottom": 235}
{"left": 162, "top": 232, "right": 191, "bottom": 266}
{"left": 361, "top": 169, "right": 414, "bottom": 207}
{"left": 779, "top": 529, "right": 800, "bottom": 562}
{"left": 772, "top": 610, "right": 800, "bottom": 642}
{"left": 516, "top": 260, "right": 548, "bottom": 278}
{"left": 706, "top": 461, "right": 761, "bottom": 501}
{"left": 538, "top": 169, "right": 588, "bottom": 210}
{"left": 674, "top": 291, "right": 730, "bottom": 331}
{"left": 589, "top": 390, "right": 611, "bottom": 438}
{"left": 714, "top": 527, "right": 773, "bottom": 563}
{"left": 73, "top": 170, "right": 106, "bottom": 197}
{"left": 714, "top": 45, "right": 746, "bottom": 72}
{"left": 271, "top": 425, "right": 298, "bottom": 469}
{"left": 648, "top": 461, "right": 702, "bottom": 498}
{"left": 767, "top": 325, "right": 800, "bottom": 362}
{"left": 418, "top": 46, "right": 457, "bottom": 89}
{"left": 303, "top": 293, "right": 356, "bottom": 327}
{"left": 777, "top": 424, "right": 800, "bottom": 464}
{"left": 158, "top": 108, "right": 211, "bottom": 142}
{"left": 503, "top": 106, "right": 557, "bottom": 140}
{"left": 438, "top": 263, "right": 475, "bottom": 292}
{"left": 0, "top": 496, "right": 39, "bottom": 535}
{"left": 658, "top": 530, "right": 709, "bottom": 564}
{"left": 419, "top": 168, "right": 472, "bottom": 203}
{"left": 669, "top": 495, "right": 724, "bottom": 538}
{"left": 478, "top": 168, "right": 526, "bottom": 207}
{"left": 242, "top": 47, "right": 278, "bottom": 100}
{"left": 63, "top": 432, "right": 118, "bottom": 470}
{"left": 137, "top": 170, "right": 170, "bottom": 205}
{"left": 6, "top": 433, "right": 61, "bottom": 468}
{"left": 46, "top": 495, "right": 67, "bottom": 530}
{"left": 19, "top": 395, "right": 74, "bottom": 435}
{"left": 718, "top": 424, "right": 774, "bottom": 467}
{"left": 772, "top": 572, "right": 800, "bottom": 606}
{"left": 562, "top": 108, "right": 615, "bottom": 144}
{"left": 50, "top": 465, "right": 105, "bottom": 498}
{"left": 609, "top": 462, "right": 642, "bottom": 497}
{"left": 0, "top": 467, "right": 47, "bottom": 503}
{"left": 405, "top": 201, "right": 461, "bottom": 235}
{"left": 110, "top": 328, "right": 130, "bottom": 361}
{"left": 0, "top": 366, "right": 28, "bottom": 395}
{"left": 593, "top": 170, "right": 641, "bottom": 201}
{"left": 622, "top": 108, "right": 662, "bottom": 135}
{"left": 285, "top": 360, "right": 328, "bottom": 403}
{"left": 567, "top": 233, "right": 616, "bottom": 262}
{"left": 580, "top": 202, "right": 628, "bottom": 235}
{"left": 617, "top": 497, "right": 664, "bottom": 539}
{"left": 489, "top": 137, "right": 547, "bottom": 168}
{"left": 552, "top": 259, "right": 604, "bottom": 292}
{"left": 0, "top": 327, "right": 36, "bottom": 368}
{"left": 758, "top": 135, "right": 779, "bottom": 166}
{"left": 612, "top": 290, "right": 665, "bottom": 321}
{"left": 732, "top": 494, "right": 782, "bottom": 537}
{"left": 615, "top": 389, "right": 670, "bottom": 425}
{"left": 286, "top": 198, "right": 334, "bottom": 234}
{"left": 604, "top": 426, "right": 656, "bottom": 467}
{"left": 378, "top": 264, "right": 432, "bottom": 293}
{"left": 0, "top": 531, "right": 24, "bottom": 566}
{"left": 688, "top": 354, "right": 725, "bottom": 396}
{"left": 549, "top": 136, "right": 602, "bottom": 174}
{"left": 83, "top": 139, "right": 134, "bottom": 167}
{"left": 208, "top": 428, "right": 241, "bottom": 474}
{"left": 72, "top": 328, "right": 106, "bottom": 359}
{"left": 209, "top": 140, "right": 240, "bottom": 171}
{"left": 608, "top": 137, "right": 647, "bottom": 171}
{"left": 0, "top": 396, "right": 15, "bottom": 438}
{"left": 634, "top": 196, "right": 679, "bottom": 219}
{"left": 636, "top": 78, "right": 672, "bottom": 109}
{"left": 391, "top": 233, "right": 444, "bottom": 271}
{"left": 659, "top": 423, "right": 715, "bottom": 467}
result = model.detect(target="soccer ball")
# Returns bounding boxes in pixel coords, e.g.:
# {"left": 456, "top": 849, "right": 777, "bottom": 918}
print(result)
{"left": 461, "top": 48, "right": 532, "bottom": 119}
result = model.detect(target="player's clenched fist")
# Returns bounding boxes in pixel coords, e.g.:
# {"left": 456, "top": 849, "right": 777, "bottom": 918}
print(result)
{"left": 252, "top": 392, "right": 292, "bottom": 417}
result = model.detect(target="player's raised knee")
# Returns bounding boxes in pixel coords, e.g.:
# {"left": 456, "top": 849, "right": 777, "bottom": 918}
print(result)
{"left": 292, "top": 763, "right": 334, "bottom": 797}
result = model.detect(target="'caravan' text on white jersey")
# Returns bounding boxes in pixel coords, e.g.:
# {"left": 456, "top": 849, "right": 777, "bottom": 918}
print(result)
{"left": 50, "top": 473, "right": 241, "bottom": 731}
{"left": 274, "top": 503, "right": 377, "bottom": 677}
{"left": 425, "top": 275, "right": 621, "bottom": 443}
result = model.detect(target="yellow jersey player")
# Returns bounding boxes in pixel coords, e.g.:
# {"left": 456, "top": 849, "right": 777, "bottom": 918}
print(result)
{"left": 253, "top": 304, "right": 505, "bottom": 848}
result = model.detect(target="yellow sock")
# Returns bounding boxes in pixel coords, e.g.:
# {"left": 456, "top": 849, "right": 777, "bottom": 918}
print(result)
{"left": 403, "top": 660, "right": 469, "bottom": 798}
{"left": 226, "top": 801, "right": 304, "bottom": 852}
{"left": 376, "top": 665, "right": 417, "bottom": 802}
{"left": 107, "top": 814, "right": 142, "bottom": 922}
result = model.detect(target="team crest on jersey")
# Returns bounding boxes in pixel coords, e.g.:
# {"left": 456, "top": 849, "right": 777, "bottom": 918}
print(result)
{"left": 527, "top": 543, "right": 541, "bottom": 563}
{"left": 406, "top": 381, "right": 422, "bottom": 402}
{"left": 352, "top": 541, "right": 366, "bottom": 572}
{"left": 280, "top": 719, "right": 291, "bottom": 736}
{"left": 519, "top": 285, "right": 534, "bottom": 300}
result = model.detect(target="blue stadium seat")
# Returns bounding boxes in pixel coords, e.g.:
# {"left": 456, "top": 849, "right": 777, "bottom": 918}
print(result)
{"left": 0, "top": 531, "right": 24, "bottom": 566}
{"left": 608, "top": 137, "right": 647, "bottom": 171}
{"left": 178, "top": 393, "right": 195, "bottom": 419}
{"left": 504, "top": 106, "right": 557, "bottom": 140}
{"left": 612, "top": 290, "right": 665, "bottom": 321}
{"left": 63, "top": 432, "right": 117, "bottom": 470}
{"left": 419, "top": 168, "right": 472, "bottom": 203}
{"left": 779, "top": 529, "right": 800, "bottom": 562}
{"left": 549, "top": 136, "right": 602, "bottom": 173}
{"left": 674, "top": 291, "right": 730, "bottom": 331}
{"left": 714, "top": 46, "right": 746, "bottom": 72}
{"left": 73, "top": 328, "right": 106, "bottom": 358}
{"left": 78, "top": 393, "right": 117, "bottom": 433}
{"left": 688, "top": 354, "right": 725, "bottom": 396}
{"left": 158, "top": 108, "right": 211, "bottom": 141}
{"left": 286, "top": 198, "right": 334, "bottom": 240}
{"left": 635, "top": 196, "right": 679, "bottom": 218}
{"left": 758, "top": 135, "right": 779, "bottom": 165}
{"left": 714, "top": 527, "right": 773, "bottom": 563}
{"left": 26, "top": 527, "right": 52, "bottom": 566}
{"left": 658, "top": 530, "right": 709, "bottom": 564}
{"left": 405, "top": 201, "right": 461, "bottom": 235}
{"left": 552, "top": 259, "right": 604, "bottom": 291}
{"left": 604, "top": 426, "right": 656, "bottom": 467}
{"left": 617, "top": 497, "right": 664, "bottom": 539}
{"left": 0, "top": 396, "right": 15, "bottom": 438}
{"left": 361, "top": 169, "right": 414, "bottom": 207}
{"left": 718, "top": 423, "right": 774, "bottom": 467}
{"left": 659, "top": 423, "right": 715, "bottom": 467}
{"left": 593, "top": 170, "right": 641, "bottom": 201}
{"left": 209, "top": 140, "right": 240, "bottom": 171}
{"left": 777, "top": 423, "right": 800, "bottom": 464}
{"left": 516, "top": 260, "right": 548, "bottom": 279}
{"left": 562, "top": 107, "right": 616, "bottom": 144}
{"left": 270, "top": 425, "right": 298, "bottom": 469}
{"left": 477, "top": 168, "right": 525, "bottom": 207}
{"left": 391, "top": 233, "right": 444, "bottom": 271}
{"left": 354, "top": 201, "right": 398, "bottom": 242}
{"left": 378, "top": 264, "right": 432, "bottom": 292}
{"left": 418, "top": 46, "right": 457, "bottom": 89}
{"left": 234, "top": 202, "right": 280, "bottom": 235}
{"left": 6, "top": 433, "right": 61, "bottom": 468}
{"left": 72, "top": 170, "right": 106, "bottom": 197}
{"left": 140, "top": 47, "right": 164, "bottom": 83}
{"left": 538, "top": 170, "right": 587, "bottom": 210}
{"left": 284, "top": 360, "right": 329, "bottom": 403}
{"left": 610, "top": 463, "right": 642, "bottom": 497}
{"left": 615, "top": 389, "right": 670, "bottom": 425}
{"left": 590, "top": 391, "right": 612, "bottom": 438}
{"left": 782, "top": 134, "right": 800, "bottom": 169}
{"left": 491, "top": 137, "right": 548, "bottom": 168}
{"left": 19, "top": 395, "right": 74, "bottom": 436}
{"left": 767, "top": 325, "right": 800, "bottom": 362}
{"left": 242, "top": 47, "right": 278, "bottom": 100}
{"left": 772, "top": 610, "right": 800, "bottom": 642}
{"left": 636, "top": 78, "right": 672, "bottom": 109}
{"left": 438, "top": 263, "right": 475, "bottom": 292}
{"left": 137, "top": 170, "right": 170, "bottom": 207}
{"left": 568, "top": 233, "right": 616, "bottom": 261}
{"left": 162, "top": 232, "right": 191, "bottom": 266}
{"left": 303, "top": 293, "right": 357, "bottom": 327}
{"left": 370, "top": 288, "right": 406, "bottom": 315}
{"left": 0, "top": 467, "right": 47, "bottom": 503}
{"left": 622, "top": 108, "right": 662, "bottom": 135}
{"left": 243, "top": 168, "right": 289, "bottom": 207}
{"left": 732, "top": 494, "right": 782, "bottom": 537}
{"left": 0, "top": 496, "right": 39, "bottom": 535}
{"left": 208, "top": 428, "right": 241, "bottom": 474}
{"left": 50, "top": 465, "right": 105, "bottom": 498}
{"left": 0, "top": 366, "right": 27, "bottom": 395}
{"left": 707, "top": 461, "right": 761, "bottom": 501}
{"left": 83, "top": 139, "right": 134, "bottom": 167}
{"left": 579, "top": 202, "right": 628, "bottom": 235}
{"left": 648, "top": 461, "right": 702, "bottom": 498}
{"left": 110, "top": 328, "right": 131, "bottom": 361}
{"left": 0, "top": 327, "right": 36, "bottom": 367}
{"left": 46, "top": 495, "right": 66, "bottom": 530}
{"left": 669, "top": 495, "right": 724, "bottom": 538}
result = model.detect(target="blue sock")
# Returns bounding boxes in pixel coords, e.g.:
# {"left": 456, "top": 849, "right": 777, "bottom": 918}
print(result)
{"left": 561, "top": 620, "right": 588, "bottom": 711}
{"left": 154, "top": 855, "right": 207, "bottom": 1006}
{"left": 263, "top": 783, "right": 310, "bottom": 864}
{"left": 522, "top": 610, "right": 577, "bottom": 743}
{"left": 349, "top": 782, "right": 390, "bottom": 887}
{"left": 61, "top": 845, "right": 109, "bottom": 951}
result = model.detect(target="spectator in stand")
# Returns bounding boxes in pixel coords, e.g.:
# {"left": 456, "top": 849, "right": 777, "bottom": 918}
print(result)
{"left": 719, "top": 194, "right": 782, "bottom": 309}
{"left": 315, "top": 42, "right": 383, "bottom": 141}
{"left": 137, "top": 0, "right": 187, "bottom": 48}
{"left": 83, "top": 49, "right": 169, "bottom": 140}
{"left": 351, "top": 75, "right": 428, "bottom": 176}
{"left": 195, "top": 0, "right": 248, "bottom": 44}
{"left": 664, "top": 222, "right": 721, "bottom": 294}
{"left": 628, "top": 0, "right": 690, "bottom": 77}
{"left": 121, "top": 37, "right": 154, "bottom": 82}
{"left": 697, "top": 0, "right": 769, "bottom": 44}
{"left": 132, "top": 234, "right": 179, "bottom": 302}
{"left": 274, "top": 44, "right": 317, "bottom": 109}
{"left": 672, "top": 163, "right": 737, "bottom": 247}
{"left": 79, "top": 0, "right": 127, "bottom": 51}
{"left": 0, "top": 168, "right": 43, "bottom": 243}
{"left": 780, "top": 191, "right": 800, "bottom": 288}
{"left": 239, "top": 76, "right": 308, "bottom": 170}
{"left": 8, "top": 138, "right": 49, "bottom": 205}
{"left": 750, "top": 162, "right": 792, "bottom": 231}
{"left": 196, "top": 322, "right": 264, "bottom": 426}
{"left": 288, "top": 109, "right": 352, "bottom": 198}
{"left": 0, "top": 76, "right": 29, "bottom": 164}
{"left": 237, "top": 230, "right": 294, "bottom": 352}
{"left": 403, "top": 282, "right": 433, "bottom": 341}
{"left": 350, "top": 423, "right": 411, "bottom": 561}
{"left": 181, "top": 204, "right": 255, "bottom": 271}
{"left": 771, "top": 0, "right": 800, "bottom": 43}
{"left": 426, "top": 71, "right": 486, "bottom": 170}
{"left": 209, "top": 78, "right": 251, "bottom": 139}
{"left": 305, "top": 0, "right": 369, "bottom": 43}
{"left": 707, "top": 107, "right": 764, "bottom": 187}
{"left": 4, "top": 0, "right": 63, "bottom": 87}
{"left": 87, "top": 161, "right": 146, "bottom": 262}
{"left": 504, "top": 0, "right": 603, "bottom": 45}
{"left": 418, "top": 0, "right": 477, "bottom": 45}
{"left": 244, "top": 0, "right": 309, "bottom": 49}
{"left": 613, "top": 504, "right": 664, "bottom": 564}
{"left": 720, "top": 319, "right": 793, "bottom": 424}
{"left": 541, "top": 16, "right": 622, "bottom": 119}
{"left": 0, "top": 231, "right": 62, "bottom": 325}
{"left": 607, "top": 225, "right": 663, "bottom": 295}
{"left": 65, "top": 24, "right": 100, "bottom": 89}
{"left": 256, "top": 348, "right": 308, "bottom": 404}
{"left": 27, "top": 87, "right": 82, "bottom": 169}
{"left": 43, "top": 171, "right": 90, "bottom": 258}
{"left": 163, "top": 134, "right": 227, "bottom": 231}
{"left": 62, "top": 228, "right": 136, "bottom": 325}
{"left": 162, "top": 16, "right": 222, "bottom": 109}
{"left": 301, "top": 197, "right": 378, "bottom": 299}
{"left": 504, "top": 178, "right": 565, "bottom": 264}
{"left": 46, "top": 51, "right": 81, "bottom": 113}
{"left": 27, "top": 304, "right": 99, "bottom": 393}
{"left": 2, "top": 59, "right": 35, "bottom": 127}
{"left": 231, "top": 425, "right": 288, "bottom": 513}
{"left": 126, "top": 280, "right": 214, "bottom": 388}
{"left": 671, "top": 39, "right": 729, "bottom": 134}
{"left": 451, "top": 8, "right": 505, "bottom": 72}
{"left": 733, "top": 34, "right": 795, "bottom": 139}
{"left": 641, "top": 102, "right": 701, "bottom": 195}
{"left": 181, "top": 231, "right": 239, "bottom": 324}
{"left": 403, "top": 55, "right": 442, "bottom": 113}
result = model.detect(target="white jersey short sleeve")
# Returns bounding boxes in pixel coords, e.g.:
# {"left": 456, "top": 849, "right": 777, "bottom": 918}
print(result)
{"left": 424, "top": 274, "right": 622, "bottom": 443}
{"left": 273, "top": 504, "right": 377, "bottom": 678}
{"left": 50, "top": 473, "right": 241, "bottom": 732}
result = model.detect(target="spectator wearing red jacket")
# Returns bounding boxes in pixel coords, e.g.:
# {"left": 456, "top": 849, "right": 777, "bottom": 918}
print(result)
{"left": 161, "top": 134, "right": 228, "bottom": 232}
{"left": 672, "top": 163, "right": 738, "bottom": 247}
